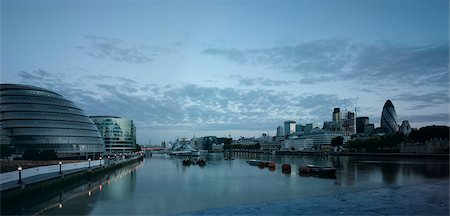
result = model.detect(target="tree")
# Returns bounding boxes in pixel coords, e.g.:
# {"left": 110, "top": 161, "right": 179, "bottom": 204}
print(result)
{"left": 135, "top": 144, "right": 142, "bottom": 152}
{"left": 331, "top": 136, "right": 344, "bottom": 147}
{"left": 0, "top": 144, "right": 13, "bottom": 158}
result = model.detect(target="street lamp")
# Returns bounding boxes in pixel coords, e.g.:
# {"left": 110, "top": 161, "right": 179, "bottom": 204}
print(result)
{"left": 17, "top": 166, "right": 23, "bottom": 184}
{"left": 99, "top": 157, "right": 102, "bottom": 166}
{"left": 88, "top": 158, "right": 91, "bottom": 168}
{"left": 59, "top": 161, "right": 63, "bottom": 174}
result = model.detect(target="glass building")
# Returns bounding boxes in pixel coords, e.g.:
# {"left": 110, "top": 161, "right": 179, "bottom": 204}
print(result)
{"left": 381, "top": 100, "right": 399, "bottom": 133}
{"left": 90, "top": 116, "right": 137, "bottom": 154}
{"left": 0, "top": 84, "right": 105, "bottom": 159}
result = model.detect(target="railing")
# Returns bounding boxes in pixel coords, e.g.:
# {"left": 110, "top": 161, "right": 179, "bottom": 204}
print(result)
{"left": 0, "top": 160, "right": 103, "bottom": 185}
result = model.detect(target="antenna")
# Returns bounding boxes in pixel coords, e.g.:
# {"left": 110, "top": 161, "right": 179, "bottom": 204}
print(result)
{"left": 355, "top": 96, "right": 358, "bottom": 116}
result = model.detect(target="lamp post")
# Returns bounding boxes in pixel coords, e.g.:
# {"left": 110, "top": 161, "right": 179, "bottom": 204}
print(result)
{"left": 88, "top": 158, "right": 91, "bottom": 169}
{"left": 59, "top": 161, "right": 63, "bottom": 174}
{"left": 99, "top": 157, "right": 102, "bottom": 166}
{"left": 17, "top": 166, "right": 23, "bottom": 184}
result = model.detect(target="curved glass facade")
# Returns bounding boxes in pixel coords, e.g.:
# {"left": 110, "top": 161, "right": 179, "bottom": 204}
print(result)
{"left": 381, "top": 100, "right": 399, "bottom": 133}
{"left": 0, "top": 84, "right": 105, "bottom": 158}
{"left": 90, "top": 116, "right": 137, "bottom": 154}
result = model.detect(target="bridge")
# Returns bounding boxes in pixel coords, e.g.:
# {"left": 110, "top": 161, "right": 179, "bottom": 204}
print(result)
{"left": 142, "top": 147, "right": 168, "bottom": 154}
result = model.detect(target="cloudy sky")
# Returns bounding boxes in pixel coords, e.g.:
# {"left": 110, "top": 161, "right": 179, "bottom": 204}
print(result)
{"left": 2, "top": 0, "right": 449, "bottom": 145}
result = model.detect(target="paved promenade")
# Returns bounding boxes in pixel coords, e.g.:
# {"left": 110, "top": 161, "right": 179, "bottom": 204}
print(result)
{"left": 0, "top": 156, "right": 140, "bottom": 192}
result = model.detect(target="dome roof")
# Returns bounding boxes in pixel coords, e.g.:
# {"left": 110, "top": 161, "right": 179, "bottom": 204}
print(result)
{"left": 0, "top": 84, "right": 104, "bottom": 157}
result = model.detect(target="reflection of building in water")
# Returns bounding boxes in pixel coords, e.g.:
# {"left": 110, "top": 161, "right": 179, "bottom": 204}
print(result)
{"left": 27, "top": 161, "right": 142, "bottom": 215}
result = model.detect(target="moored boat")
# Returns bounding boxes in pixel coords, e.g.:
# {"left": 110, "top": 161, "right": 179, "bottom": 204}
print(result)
{"left": 299, "top": 164, "right": 337, "bottom": 177}
{"left": 247, "top": 159, "right": 262, "bottom": 166}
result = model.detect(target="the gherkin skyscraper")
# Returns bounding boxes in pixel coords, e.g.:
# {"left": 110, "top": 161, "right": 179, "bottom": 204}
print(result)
{"left": 381, "top": 100, "right": 398, "bottom": 133}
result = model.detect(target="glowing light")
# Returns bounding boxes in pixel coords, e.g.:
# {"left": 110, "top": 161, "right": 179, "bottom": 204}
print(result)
{"left": 59, "top": 203, "right": 63, "bottom": 208}
{"left": 88, "top": 191, "right": 92, "bottom": 196}
{"left": 99, "top": 184, "right": 103, "bottom": 191}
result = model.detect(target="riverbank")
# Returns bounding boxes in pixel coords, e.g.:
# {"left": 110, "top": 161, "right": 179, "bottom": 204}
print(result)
{"left": 0, "top": 160, "right": 84, "bottom": 173}
{"left": 182, "top": 180, "right": 449, "bottom": 215}
{"left": 331, "top": 152, "right": 449, "bottom": 158}
{"left": 0, "top": 155, "right": 143, "bottom": 199}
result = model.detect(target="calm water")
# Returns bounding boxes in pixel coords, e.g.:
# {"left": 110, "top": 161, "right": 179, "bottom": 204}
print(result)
{"left": 7, "top": 153, "right": 449, "bottom": 215}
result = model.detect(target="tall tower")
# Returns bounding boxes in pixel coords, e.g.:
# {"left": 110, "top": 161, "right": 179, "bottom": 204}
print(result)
{"left": 284, "top": 121, "right": 296, "bottom": 136}
{"left": 332, "top": 108, "right": 342, "bottom": 123}
{"left": 276, "top": 126, "right": 284, "bottom": 137}
{"left": 381, "top": 100, "right": 398, "bottom": 133}
{"left": 356, "top": 117, "right": 369, "bottom": 134}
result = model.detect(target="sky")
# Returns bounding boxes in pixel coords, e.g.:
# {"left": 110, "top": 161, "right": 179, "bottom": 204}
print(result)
{"left": 1, "top": 0, "right": 449, "bottom": 145}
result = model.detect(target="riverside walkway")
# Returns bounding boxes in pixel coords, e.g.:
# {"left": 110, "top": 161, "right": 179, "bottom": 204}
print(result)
{"left": 0, "top": 156, "right": 140, "bottom": 192}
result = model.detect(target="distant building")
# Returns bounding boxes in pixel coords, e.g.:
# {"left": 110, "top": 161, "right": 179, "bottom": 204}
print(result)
{"left": 381, "top": 100, "right": 399, "bottom": 133}
{"left": 304, "top": 123, "right": 313, "bottom": 132}
{"left": 284, "top": 130, "right": 348, "bottom": 151}
{"left": 356, "top": 117, "right": 369, "bottom": 134}
{"left": 91, "top": 116, "right": 137, "bottom": 154}
{"left": 364, "top": 124, "right": 375, "bottom": 135}
{"left": 342, "top": 111, "right": 355, "bottom": 135}
{"left": 284, "top": 120, "right": 296, "bottom": 136}
{"left": 276, "top": 126, "right": 284, "bottom": 137}
{"left": 399, "top": 120, "right": 412, "bottom": 135}
{"left": 295, "top": 124, "right": 303, "bottom": 133}
{"left": 196, "top": 136, "right": 218, "bottom": 150}
{"left": 0, "top": 84, "right": 105, "bottom": 159}
{"left": 332, "top": 108, "right": 342, "bottom": 123}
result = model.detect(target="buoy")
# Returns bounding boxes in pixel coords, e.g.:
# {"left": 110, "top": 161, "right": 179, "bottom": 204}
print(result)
{"left": 268, "top": 162, "right": 276, "bottom": 169}
{"left": 281, "top": 164, "right": 291, "bottom": 171}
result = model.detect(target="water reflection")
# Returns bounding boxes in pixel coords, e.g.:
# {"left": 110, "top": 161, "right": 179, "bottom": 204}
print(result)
{"left": 4, "top": 154, "right": 447, "bottom": 215}
{"left": 20, "top": 162, "right": 143, "bottom": 215}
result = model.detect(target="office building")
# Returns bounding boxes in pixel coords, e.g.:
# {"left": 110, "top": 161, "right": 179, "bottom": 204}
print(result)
{"left": 90, "top": 116, "right": 137, "bottom": 154}
{"left": 356, "top": 117, "right": 369, "bottom": 134}
{"left": 381, "top": 100, "right": 399, "bottom": 133}
{"left": 343, "top": 111, "right": 355, "bottom": 135}
{"left": 332, "top": 108, "right": 342, "bottom": 123}
{"left": 0, "top": 84, "right": 104, "bottom": 159}
{"left": 276, "top": 126, "right": 284, "bottom": 136}
{"left": 284, "top": 120, "right": 296, "bottom": 136}
{"left": 304, "top": 123, "right": 313, "bottom": 132}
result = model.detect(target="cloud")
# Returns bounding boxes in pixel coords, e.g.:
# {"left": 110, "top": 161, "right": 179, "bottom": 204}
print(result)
{"left": 228, "top": 75, "right": 295, "bottom": 87}
{"left": 17, "top": 70, "right": 351, "bottom": 132}
{"left": 394, "top": 91, "right": 449, "bottom": 110}
{"left": 398, "top": 113, "right": 450, "bottom": 125}
{"left": 77, "top": 35, "right": 173, "bottom": 64}
{"left": 202, "top": 39, "right": 449, "bottom": 88}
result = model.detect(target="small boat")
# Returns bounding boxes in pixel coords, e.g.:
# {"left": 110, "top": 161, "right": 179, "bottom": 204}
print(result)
{"left": 247, "top": 159, "right": 261, "bottom": 166}
{"left": 197, "top": 157, "right": 207, "bottom": 166}
{"left": 182, "top": 158, "right": 192, "bottom": 165}
{"left": 299, "top": 164, "right": 336, "bottom": 177}
{"left": 281, "top": 164, "right": 291, "bottom": 171}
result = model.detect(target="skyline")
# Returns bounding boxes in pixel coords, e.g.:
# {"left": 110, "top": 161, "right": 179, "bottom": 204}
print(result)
{"left": 2, "top": 0, "right": 449, "bottom": 144}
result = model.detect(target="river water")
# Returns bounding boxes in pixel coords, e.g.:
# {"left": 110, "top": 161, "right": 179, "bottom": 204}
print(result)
{"left": 6, "top": 153, "right": 449, "bottom": 215}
